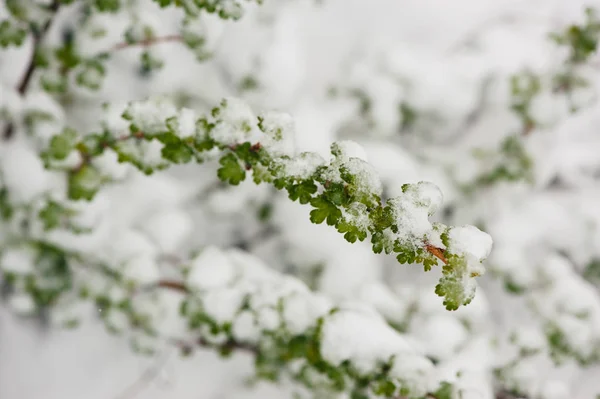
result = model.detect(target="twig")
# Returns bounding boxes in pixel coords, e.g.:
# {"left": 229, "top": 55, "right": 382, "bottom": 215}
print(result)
{"left": 157, "top": 280, "right": 188, "bottom": 293}
{"left": 3, "top": 0, "right": 61, "bottom": 140}
{"left": 110, "top": 35, "right": 183, "bottom": 52}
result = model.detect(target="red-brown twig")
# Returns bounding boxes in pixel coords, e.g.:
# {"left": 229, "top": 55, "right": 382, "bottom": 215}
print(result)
{"left": 3, "top": 0, "right": 61, "bottom": 140}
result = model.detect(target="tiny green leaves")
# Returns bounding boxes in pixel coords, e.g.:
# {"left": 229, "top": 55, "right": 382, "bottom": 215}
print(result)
{"left": 68, "top": 164, "right": 103, "bottom": 200}
{"left": 336, "top": 219, "right": 367, "bottom": 243}
{"left": 0, "top": 19, "right": 27, "bottom": 48}
{"left": 217, "top": 153, "right": 246, "bottom": 185}
{"left": 310, "top": 197, "right": 342, "bottom": 226}
{"left": 287, "top": 180, "right": 317, "bottom": 204}
{"left": 41, "top": 97, "right": 491, "bottom": 312}
{"left": 94, "top": 0, "right": 121, "bottom": 12}
{"left": 46, "top": 128, "right": 78, "bottom": 160}
{"left": 162, "top": 141, "right": 194, "bottom": 164}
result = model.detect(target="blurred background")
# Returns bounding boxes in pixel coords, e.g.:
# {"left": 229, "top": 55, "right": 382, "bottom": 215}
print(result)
{"left": 2, "top": 0, "right": 600, "bottom": 398}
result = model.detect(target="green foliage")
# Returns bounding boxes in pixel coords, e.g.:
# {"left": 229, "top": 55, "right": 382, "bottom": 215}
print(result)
{"left": 435, "top": 255, "right": 473, "bottom": 311}
{"left": 150, "top": 0, "right": 262, "bottom": 20}
{"left": 509, "top": 71, "right": 541, "bottom": 133}
{"left": 287, "top": 180, "right": 318, "bottom": 204}
{"left": 431, "top": 381, "right": 454, "bottom": 399}
{"left": 217, "top": 153, "right": 246, "bottom": 185}
{"left": 45, "top": 128, "right": 78, "bottom": 161}
{"left": 40, "top": 98, "right": 490, "bottom": 312}
{"left": 550, "top": 8, "right": 600, "bottom": 63}
{"left": 94, "top": 0, "right": 121, "bottom": 12}
{"left": 0, "top": 187, "right": 14, "bottom": 220}
{"left": 0, "top": 19, "right": 27, "bottom": 47}
{"left": 309, "top": 197, "right": 342, "bottom": 226}
{"left": 68, "top": 164, "right": 103, "bottom": 200}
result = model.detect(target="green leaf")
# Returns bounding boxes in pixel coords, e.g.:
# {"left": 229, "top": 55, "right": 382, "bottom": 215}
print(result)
{"left": 309, "top": 197, "right": 341, "bottom": 226}
{"left": 161, "top": 141, "right": 194, "bottom": 164}
{"left": 372, "top": 380, "right": 396, "bottom": 397}
{"left": 336, "top": 220, "right": 367, "bottom": 243}
{"left": 68, "top": 164, "right": 103, "bottom": 200}
{"left": 38, "top": 201, "right": 63, "bottom": 230}
{"left": 0, "top": 20, "right": 27, "bottom": 48}
{"left": 48, "top": 128, "right": 78, "bottom": 160}
{"left": 94, "top": 0, "right": 120, "bottom": 12}
{"left": 152, "top": 0, "right": 172, "bottom": 6}
{"left": 217, "top": 153, "right": 245, "bottom": 185}
{"left": 432, "top": 382, "right": 454, "bottom": 399}
{"left": 287, "top": 180, "right": 317, "bottom": 204}
{"left": 0, "top": 187, "right": 14, "bottom": 220}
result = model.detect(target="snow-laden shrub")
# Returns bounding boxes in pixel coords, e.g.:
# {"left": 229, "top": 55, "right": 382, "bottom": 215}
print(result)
{"left": 1, "top": 1, "right": 600, "bottom": 399}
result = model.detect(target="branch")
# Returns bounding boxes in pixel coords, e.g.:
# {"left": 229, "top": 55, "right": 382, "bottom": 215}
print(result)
{"left": 110, "top": 35, "right": 183, "bottom": 52}
{"left": 3, "top": 0, "right": 61, "bottom": 140}
{"left": 157, "top": 279, "right": 188, "bottom": 293}
{"left": 43, "top": 98, "right": 492, "bottom": 310}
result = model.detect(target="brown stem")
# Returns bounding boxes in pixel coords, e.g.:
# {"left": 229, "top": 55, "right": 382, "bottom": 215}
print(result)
{"left": 3, "top": 0, "right": 61, "bottom": 140}
{"left": 111, "top": 35, "right": 183, "bottom": 52}
{"left": 426, "top": 244, "right": 448, "bottom": 264}
{"left": 157, "top": 280, "right": 188, "bottom": 293}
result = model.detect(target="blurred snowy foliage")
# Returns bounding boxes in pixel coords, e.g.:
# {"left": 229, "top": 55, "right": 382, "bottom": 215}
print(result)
{"left": 1, "top": 0, "right": 600, "bottom": 399}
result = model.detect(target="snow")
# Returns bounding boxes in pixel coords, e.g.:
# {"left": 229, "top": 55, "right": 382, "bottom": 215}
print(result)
{"left": 202, "top": 287, "right": 246, "bottom": 324}
{"left": 331, "top": 140, "right": 369, "bottom": 162}
{"left": 320, "top": 310, "right": 415, "bottom": 373}
{"left": 282, "top": 292, "right": 332, "bottom": 335}
{"left": 2, "top": 0, "right": 600, "bottom": 398}
{"left": 123, "top": 98, "right": 178, "bottom": 135}
{"left": 209, "top": 97, "right": 258, "bottom": 145}
{"left": 447, "top": 225, "right": 494, "bottom": 261}
{"left": 0, "top": 140, "right": 53, "bottom": 202}
{"left": 140, "top": 209, "right": 193, "bottom": 254}
{"left": 0, "top": 248, "right": 35, "bottom": 274}
{"left": 255, "top": 306, "right": 280, "bottom": 330}
{"left": 93, "top": 148, "right": 130, "bottom": 180}
{"left": 8, "top": 293, "right": 36, "bottom": 314}
{"left": 124, "top": 254, "right": 161, "bottom": 286}
{"left": 342, "top": 157, "right": 383, "bottom": 197}
{"left": 278, "top": 152, "right": 326, "bottom": 179}
{"left": 106, "top": 229, "right": 157, "bottom": 264}
{"left": 388, "top": 190, "right": 434, "bottom": 245}
{"left": 258, "top": 110, "right": 296, "bottom": 156}
{"left": 175, "top": 107, "right": 198, "bottom": 138}
{"left": 188, "top": 246, "right": 237, "bottom": 291}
